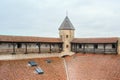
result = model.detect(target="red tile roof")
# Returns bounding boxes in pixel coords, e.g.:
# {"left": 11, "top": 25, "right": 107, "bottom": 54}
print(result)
{"left": 65, "top": 54, "right": 120, "bottom": 80}
{"left": 0, "top": 57, "right": 67, "bottom": 80}
{"left": 1, "top": 54, "right": 120, "bottom": 80}
{"left": 0, "top": 35, "right": 63, "bottom": 43}
{"left": 71, "top": 37, "right": 118, "bottom": 43}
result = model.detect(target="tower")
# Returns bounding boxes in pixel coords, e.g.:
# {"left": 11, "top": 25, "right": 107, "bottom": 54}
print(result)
{"left": 59, "top": 16, "right": 75, "bottom": 52}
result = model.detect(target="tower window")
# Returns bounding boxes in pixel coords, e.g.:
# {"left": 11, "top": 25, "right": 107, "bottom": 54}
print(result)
{"left": 66, "top": 45, "right": 69, "bottom": 48}
{"left": 66, "top": 35, "right": 68, "bottom": 38}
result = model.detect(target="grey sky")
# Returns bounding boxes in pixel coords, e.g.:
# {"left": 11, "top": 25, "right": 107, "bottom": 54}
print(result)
{"left": 0, "top": 0, "right": 120, "bottom": 38}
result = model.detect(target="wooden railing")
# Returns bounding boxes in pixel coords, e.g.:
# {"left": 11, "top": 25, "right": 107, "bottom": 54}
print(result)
{"left": 0, "top": 48, "right": 61, "bottom": 53}
{"left": 72, "top": 48, "right": 117, "bottom": 54}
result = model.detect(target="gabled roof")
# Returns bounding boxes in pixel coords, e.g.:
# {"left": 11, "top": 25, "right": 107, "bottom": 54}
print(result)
{"left": 71, "top": 37, "right": 118, "bottom": 43}
{"left": 0, "top": 35, "right": 63, "bottom": 43}
{"left": 59, "top": 16, "right": 75, "bottom": 30}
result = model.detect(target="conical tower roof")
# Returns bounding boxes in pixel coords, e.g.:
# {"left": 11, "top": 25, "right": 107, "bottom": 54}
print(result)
{"left": 59, "top": 16, "right": 75, "bottom": 30}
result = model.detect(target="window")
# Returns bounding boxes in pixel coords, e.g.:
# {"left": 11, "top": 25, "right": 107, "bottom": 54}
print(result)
{"left": 35, "top": 67, "right": 44, "bottom": 74}
{"left": 66, "top": 35, "right": 68, "bottom": 38}
{"left": 112, "top": 44, "right": 116, "bottom": 48}
{"left": 79, "top": 44, "right": 82, "bottom": 48}
{"left": 66, "top": 45, "right": 69, "bottom": 48}
{"left": 94, "top": 44, "right": 98, "bottom": 49}
{"left": 28, "top": 61, "right": 37, "bottom": 66}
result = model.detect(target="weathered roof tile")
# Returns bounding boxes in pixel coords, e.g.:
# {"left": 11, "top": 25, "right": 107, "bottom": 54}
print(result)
{"left": 71, "top": 37, "right": 118, "bottom": 43}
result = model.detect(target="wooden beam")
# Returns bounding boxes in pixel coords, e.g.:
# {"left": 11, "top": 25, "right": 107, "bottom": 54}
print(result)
{"left": 83, "top": 44, "right": 85, "bottom": 53}
{"left": 71, "top": 43, "right": 73, "bottom": 52}
{"left": 104, "top": 43, "right": 106, "bottom": 54}
{"left": 115, "top": 43, "right": 118, "bottom": 54}
{"left": 38, "top": 43, "right": 41, "bottom": 53}
{"left": 12, "top": 43, "right": 16, "bottom": 54}
{"left": 25, "top": 43, "right": 28, "bottom": 54}
{"left": 49, "top": 43, "right": 52, "bottom": 53}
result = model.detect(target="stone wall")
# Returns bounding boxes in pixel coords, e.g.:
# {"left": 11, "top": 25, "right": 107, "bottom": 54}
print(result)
{"left": 59, "top": 30, "right": 74, "bottom": 52}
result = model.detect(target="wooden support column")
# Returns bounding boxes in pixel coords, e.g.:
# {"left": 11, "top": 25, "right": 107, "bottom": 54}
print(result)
{"left": 49, "top": 43, "right": 52, "bottom": 53}
{"left": 94, "top": 44, "right": 95, "bottom": 54}
{"left": 115, "top": 43, "right": 118, "bottom": 54}
{"left": 38, "top": 43, "right": 41, "bottom": 53}
{"left": 61, "top": 43, "right": 63, "bottom": 51}
{"left": 83, "top": 44, "right": 85, "bottom": 53}
{"left": 12, "top": 43, "right": 16, "bottom": 54}
{"left": 104, "top": 43, "right": 106, "bottom": 54}
{"left": 25, "top": 43, "right": 28, "bottom": 54}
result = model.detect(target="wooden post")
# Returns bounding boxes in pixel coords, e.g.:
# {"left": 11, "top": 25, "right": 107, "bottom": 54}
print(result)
{"left": 50, "top": 43, "right": 52, "bottom": 53}
{"left": 12, "top": 43, "right": 16, "bottom": 54}
{"left": 83, "top": 44, "right": 85, "bottom": 53}
{"left": 25, "top": 43, "right": 28, "bottom": 54}
{"left": 115, "top": 43, "right": 118, "bottom": 54}
{"left": 104, "top": 44, "right": 106, "bottom": 54}
{"left": 94, "top": 44, "right": 95, "bottom": 54}
{"left": 38, "top": 43, "right": 41, "bottom": 53}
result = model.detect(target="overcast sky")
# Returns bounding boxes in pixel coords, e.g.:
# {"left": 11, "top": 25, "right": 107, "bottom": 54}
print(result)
{"left": 0, "top": 0, "right": 120, "bottom": 38}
